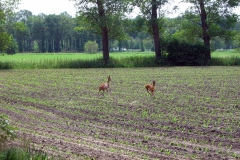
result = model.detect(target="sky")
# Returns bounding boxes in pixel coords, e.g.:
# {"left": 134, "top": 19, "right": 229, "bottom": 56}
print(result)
{"left": 17, "top": 0, "right": 239, "bottom": 18}
{"left": 17, "top": 0, "right": 77, "bottom": 17}
{"left": 16, "top": 0, "right": 190, "bottom": 18}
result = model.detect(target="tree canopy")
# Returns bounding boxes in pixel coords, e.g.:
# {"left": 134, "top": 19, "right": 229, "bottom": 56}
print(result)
{"left": 71, "top": 0, "right": 132, "bottom": 62}
{"left": 0, "top": 0, "right": 239, "bottom": 63}
{"left": 0, "top": 0, "right": 20, "bottom": 53}
{"left": 182, "top": 0, "right": 240, "bottom": 62}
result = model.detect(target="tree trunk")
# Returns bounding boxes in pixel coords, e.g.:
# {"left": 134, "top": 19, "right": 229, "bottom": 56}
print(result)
{"left": 48, "top": 39, "right": 53, "bottom": 53}
{"left": 97, "top": 0, "right": 109, "bottom": 63}
{"left": 102, "top": 27, "right": 109, "bottom": 62}
{"left": 40, "top": 38, "right": 45, "bottom": 53}
{"left": 54, "top": 38, "right": 61, "bottom": 52}
{"left": 151, "top": 0, "right": 161, "bottom": 59}
{"left": 199, "top": 0, "right": 211, "bottom": 63}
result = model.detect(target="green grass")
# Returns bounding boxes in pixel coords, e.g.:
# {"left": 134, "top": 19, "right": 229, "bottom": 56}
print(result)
{"left": 0, "top": 51, "right": 240, "bottom": 69}
{"left": 211, "top": 50, "right": 240, "bottom": 58}
{"left": 1, "top": 50, "right": 239, "bottom": 62}
{"left": 0, "top": 148, "right": 57, "bottom": 160}
{"left": 0, "top": 53, "right": 101, "bottom": 62}
{"left": 0, "top": 52, "right": 154, "bottom": 62}
{"left": 0, "top": 52, "right": 157, "bottom": 69}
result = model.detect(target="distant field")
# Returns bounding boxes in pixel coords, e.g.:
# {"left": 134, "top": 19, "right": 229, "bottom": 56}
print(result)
{"left": 1, "top": 51, "right": 239, "bottom": 69}
{"left": 0, "top": 52, "right": 154, "bottom": 62}
{"left": 0, "top": 67, "right": 239, "bottom": 159}
{"left": 211, "top": 50, "right": 240, "bottom": 57}
{"left": 0, "top": 51, "right": 239, "bottom": 63}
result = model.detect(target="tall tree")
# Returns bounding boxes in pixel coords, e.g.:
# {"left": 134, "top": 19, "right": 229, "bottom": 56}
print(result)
{"left": 0, "top": 8, "right": 9, "bottom": 52}
{"left": 183, "top": 0, "right": 240, "bottom": 63}
{"left": 32, "top": 14, "right": 47, "bottom": 52}
{"left": 71, "top": 0, "right": 131, "bottom": 63}
{"left": 233, "top": 21, "right": 240, "bottom": 49}
{"left": 13, "top": 21, "right": 28, "bottom": 52}
{"left": 133, "top": 0, "right": 169, "bottom": 59}
{"left": 45, "top": 15, "right": 58, "bottom": 52}
{"left": 45, "top": 13, "right": 73, "bottom": 53}
{"left": 0, "top": 0, "right": 20, "bottom": 52}
{"left": 14, "top": 10, "right": 33, "bottom": 52}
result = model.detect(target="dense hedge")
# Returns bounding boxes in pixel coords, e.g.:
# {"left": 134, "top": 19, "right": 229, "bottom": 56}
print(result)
{"left": 166, "top": 40, "right": 206, "bottom": 66}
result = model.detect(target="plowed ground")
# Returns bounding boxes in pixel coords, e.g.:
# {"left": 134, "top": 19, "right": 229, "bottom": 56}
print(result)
{"left": 0, "top": 67, "right": 240, "bottom": 160}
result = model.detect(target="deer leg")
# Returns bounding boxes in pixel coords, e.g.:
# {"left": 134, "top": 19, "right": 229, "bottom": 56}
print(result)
{"left": 146, "top": 90, "right": 152, "bottom": 96}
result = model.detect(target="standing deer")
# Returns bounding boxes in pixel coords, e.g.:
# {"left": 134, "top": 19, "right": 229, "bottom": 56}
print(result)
{"left": 98, "top": 76, "right": 111, "bottom": 95}
{"left": 145, "top": 80, "right": 155, "bottom": 96}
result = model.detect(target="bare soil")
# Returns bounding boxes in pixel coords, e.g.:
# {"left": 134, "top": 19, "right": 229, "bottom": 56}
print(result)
{"left": 0, "top": 68, "right": 239, "bottom": 159}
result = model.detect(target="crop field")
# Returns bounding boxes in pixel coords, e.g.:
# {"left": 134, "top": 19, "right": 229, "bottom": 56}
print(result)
{"left": 0, "top": 67, "right": 240, "bottom": 159}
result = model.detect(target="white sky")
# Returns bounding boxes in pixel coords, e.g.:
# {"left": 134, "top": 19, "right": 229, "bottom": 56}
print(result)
{"left": 17, "top": 0, "right": 239, "bottom": 18}
{"left": 16, "top": 0, "right": 190, "bottom": 18}
{"left": 17, "top": 0, "right": 77, "bottom": 17}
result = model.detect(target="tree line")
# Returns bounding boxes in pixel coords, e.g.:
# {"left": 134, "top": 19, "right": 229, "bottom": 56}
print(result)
{"left": 1, "top": 0, "right": 240, "bottom": 64}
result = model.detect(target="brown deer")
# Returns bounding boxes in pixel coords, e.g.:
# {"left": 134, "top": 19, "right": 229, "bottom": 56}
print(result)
{"left": 145, "top": 80, "right": 155, "bottom": 96}
{"left": 98, "top": 76, "right": 111, "bottom": 95}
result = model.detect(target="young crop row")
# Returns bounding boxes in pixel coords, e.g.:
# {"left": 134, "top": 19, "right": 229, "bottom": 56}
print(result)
{"left": 0, "top": 67, "right": 239, "bottom": 159}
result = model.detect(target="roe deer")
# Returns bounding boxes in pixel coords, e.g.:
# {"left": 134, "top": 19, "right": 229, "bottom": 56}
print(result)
{"left": 145, "top": 80, "right": 155, "bottom": 96}
{"left": 98, "top": 76, "right": 111, "bottom": 95}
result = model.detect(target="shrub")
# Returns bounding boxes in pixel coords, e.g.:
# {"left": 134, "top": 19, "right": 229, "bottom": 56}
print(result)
{"left": 211, "top": 57, "right": 240, "bottom": 66}
{"left": 166, "top": 40, "right": 206, "bottom": 66}
{"left": 0, "top": 147, "right": 62, "bottom": 160}
{"left": 0, "top": 114, "right": 17, "bottom": 149}
{"left": 84, "top": 41, "right": 98, "bottom": 54}
{"left": 0, "top": 61, "right": 14, "bottom": 69}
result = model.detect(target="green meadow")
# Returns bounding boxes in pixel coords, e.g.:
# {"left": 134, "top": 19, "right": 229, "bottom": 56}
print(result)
{"left": 1, "top": 50, "right": 239, "bottom": 62}
{"left": 211, "top": 50, "right": 240, "bottom": 57}
{"left": 0, "top": 52, "right": 154, "bottom": 62}
{"left": 0, "top": 50, "right": 240, "bottom": 69}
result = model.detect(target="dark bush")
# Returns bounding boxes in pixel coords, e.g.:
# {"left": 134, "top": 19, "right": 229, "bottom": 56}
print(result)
{"left": 0, "top": 61, "right": 13, "bottom": 69}
{"left": 167, "top": 40, "right": 206, "bottom": 66}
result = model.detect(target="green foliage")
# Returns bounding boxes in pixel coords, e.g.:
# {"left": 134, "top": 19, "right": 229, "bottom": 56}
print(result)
{"left": 6, "top": 37, "right": 18, "bottom": 54}
{"left": 182, "top": 0, "right": 239, "bottom": 42}
{"left": 13, "top": 22, "right": 27, "bottom": 32}
{"left": 0, "top": 143, "right": 64, "bottom": 160}
{"left": 143, "top": 39, "right": 153, "bottom": 51}
{"left": 74, "top": 0, "right": 130, "bottom": 40}
{"left": 0, "top": 114, "right": 17, "bottom": 149}
{"left": 0, "top": 61, "right": 13, "bottom": 69}
{"left": 0, "top": 10, "right": 6, "bottom": 31}
{"left": 0, "top": 32, "right": 11, "bottom": 52}
{"left": 0, "top": 147, "right": 62, "bottom": 160}
{"left": 84, "top": 41, "right": 98, "bottom": 54}
{"left": 0, "top": 0, "right": 21, "bottom": 52}
{"left": 234, "top": 31, "right": 240, "bottom": 49}
{"left": 0, "top": 9, "right": 10, "bottom": 52}
{"left": 167, "top": 40, "right": 206, "bottom": 65}
{"left": 171, "top": 18, "right": 202, "bottom": 44}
